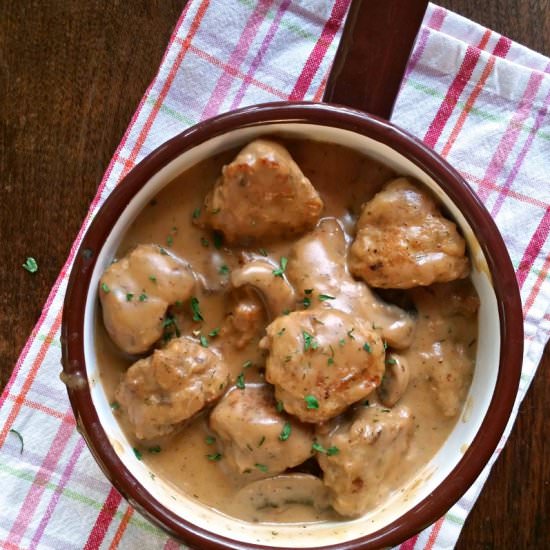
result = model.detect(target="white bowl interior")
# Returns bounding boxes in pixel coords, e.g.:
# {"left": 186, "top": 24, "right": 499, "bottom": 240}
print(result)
{"left": 83, "top": 123, "right": 500, "bottom": 547}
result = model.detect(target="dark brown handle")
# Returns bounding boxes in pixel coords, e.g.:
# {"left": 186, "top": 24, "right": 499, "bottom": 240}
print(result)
{"left": 323, "top": 0, "right": 429, "bottom": 120}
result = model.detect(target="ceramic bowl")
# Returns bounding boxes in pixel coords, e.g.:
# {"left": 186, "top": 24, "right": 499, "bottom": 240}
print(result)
{"left": 61, "top": 102, "right": 523, "bottom": 549}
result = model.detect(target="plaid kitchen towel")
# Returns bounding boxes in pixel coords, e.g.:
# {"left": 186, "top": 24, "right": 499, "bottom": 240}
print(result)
{"left": 1, "top": 1, "right": 549, "bottom": 549}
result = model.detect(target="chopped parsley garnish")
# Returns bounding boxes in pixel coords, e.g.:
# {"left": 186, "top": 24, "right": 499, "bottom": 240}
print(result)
{"left": 213, "top": 232, "right": 223, "bottom": 249}
{"left": 236, "top": 373, "right": 245, "bottom": 389}
{"left": 139, "top": 293, "right": 147, "bottom": 301}
{"left": 338, "top": 338, "right": 345, "bottom": 347}
{"left": 205, "top": 436, "right": 216, "bottom": 445}
{"left": 304, "top": 395, "right": 319, "bottom": 409}
{"left": 272, "top": 257, "right": 288, "bottom": 277}
{"left": 301, "top": 296, "right": 311, "bottom": 309}
{"left": 242, "top": 360, "right": 253, "bottom": 369}
{"left": 363, "top": 342, "right": 372, "bottom": 353}
{"left": 276, "top": 401, "right": 284, "bottom": 413}
{"left": 191, "top": 297, "right": 204, "bottom": 321}
{"left": 318, "top": 294, "right": 335, "bottom": 301}
{"left": 133, "top": 447, "right": 143, "bottom": 460}
{"left": 110, "top": 401, "right": 120, "bottom": 410}
{"left": 22, "top": 257, "right": 38, "bottom": 273}
{"left": 9, "top": 429, "right": 24, "bottom": 454}
{"left": 259, "top": 248, "right": 268, "bottom": 256}
{"left": 279, "top": 422, "right": 291, "bottom": 441}
{"left": 101, "top": 282, "right": 110, "bottom": 293}
{"left": 159, "top": 247, "right": 168, "bottom": 255}
{"left": 200, "top": 237, "right": 209, "bottom": 247}
{"left": 302, "top": 331, "right": 318, "bottom": 351}
{"left": 166, "top": 235, "right": 174, "bottom": 246}
{"left": 199, "top": 335, "right": 209, "bottom": 348}
{"left": 311, "top": 442, "right": 340, "bottom": 456}
{"left": 383, "top": 341, "right": 388, "bottom": 350}
{"left": 209, "top": 327, "right": 220, "bottom": 337}
{"left": 126, "top": 293, "right": 134, "bottom": 302}
{"left": 255, "top": 463, "right": 268, "bottom": 473}
{"left": 386, "top": 358, "right": 397, "bottom": 365}
{"left": 327, "top": 357, "right": 334, "bottom": 365}
{"left": 192, "top": 207, "right": 201, "bottom": 219}
{"left": 277, "top": 328, "right": 286, "bottom": 336}
{"left": 148, "top": 446, "right": 161, "bottom": 454}
{"left": 207, "top": 453, "right": 222, "bottom": 461}
{"left": 219, "top": 264, "right": 230, "bottom": 275}
{"left": 148, "top": 275, "right": 157, "bottom": 283}
{"left": 163, "top": 316, "right": 181, "bottom": 339}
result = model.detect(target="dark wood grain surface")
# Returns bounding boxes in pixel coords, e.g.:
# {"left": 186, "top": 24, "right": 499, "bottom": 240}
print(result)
{"left": 1, "top": 1, "right": 548, "bottom": 548}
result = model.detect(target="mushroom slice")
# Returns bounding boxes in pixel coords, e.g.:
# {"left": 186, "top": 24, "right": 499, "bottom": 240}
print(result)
{"left": 231, "top": 259, "right": 296, "bottom": 318}
{"left": 378, "top": 354, "right": 410, "bottom": 407}
{"left": 233, "top": 474, "right": 334, "bottom": 522}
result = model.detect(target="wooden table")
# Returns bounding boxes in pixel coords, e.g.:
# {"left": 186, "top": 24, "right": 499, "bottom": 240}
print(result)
{"left": 1, "top": 1, "right": 548, "bottom": 548}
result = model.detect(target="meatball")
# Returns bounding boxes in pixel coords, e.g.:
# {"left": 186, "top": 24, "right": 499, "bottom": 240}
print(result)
{"left": 99, "top": 244, "right": 195, "bottom": 354}
{"left": 116, "top": 337, "right": 229, "bottom": 440}
{"left": 209, "top": 384, "right": 313, "bottom": 480}
{"left": 198, "top": 139, "right": 323, "bottom": 244}
{"left": 407, "top": 280, "right": 479, "bottom": 416}
{"left": 349, "top": 177, "right": 470, "bottom": 289}
{"left": 286, "top": 218, "right": 415, "bottom": 349}
{"left": 316, "top": 404, "right": 413, "bottom": 517}
{"left": 261, "top": 310, "right": 385, "bottom": 423}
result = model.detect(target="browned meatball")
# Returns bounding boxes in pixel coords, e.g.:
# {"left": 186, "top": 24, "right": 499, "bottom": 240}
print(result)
{"left": 209, "top": 384, "right": 313, "bottom": 480}
{"left": 199, "top": 139, "right": 323, "bottom": 245}
{"left": 316, "top": 404, "right": 413, "bottom": 517}
{"left": 349, "top": 178, "right": 470, "bottom": 289}
{"left": 261, "top": 310, "right": 385, "bottom": 423}
{"left": 116, "top": 337, "right": 229, "bottom": 440}
{"left": 99, "top": 244, "right": 195, "bottom": 354}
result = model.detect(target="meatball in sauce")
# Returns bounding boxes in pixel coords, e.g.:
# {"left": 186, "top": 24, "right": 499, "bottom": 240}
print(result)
{"left": 96, "top": 138, "right": 478, "bottom": 523}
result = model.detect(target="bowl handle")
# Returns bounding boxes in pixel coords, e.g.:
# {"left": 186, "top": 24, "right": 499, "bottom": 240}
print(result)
{"left": 323, "top": 0, "right": 429, "bottom": 120}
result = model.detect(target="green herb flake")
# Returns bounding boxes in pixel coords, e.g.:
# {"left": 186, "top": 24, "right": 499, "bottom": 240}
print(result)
{"left": 159, "top": 247, "right": 168, "bottom": 255}
{"left": 205, "top": 436, "right": 216, "bottom": 445}
{"left": 148, "top": 445, "right": 161, "bottom": 454}
{"left": 301, "top": 297, "right": 311, "bottom": 309}
{"left": 9, "top": 429, "right": 24, "bottom": 454}
{"left": 318, "top": 294, "right": 335, "bottom": 301}
{"left": 207, "top": 453, "right": 222, "bottom": 462}
{"left": 386, "top": 358, "right": 397, "bottom": 365}
{"left": 363, "top": 342, "right": 372, "bottom": 353}
{"left": 166, "top": 235, "right": 174, "bottom": 246}
{"left": 304, "top": 395, "right": 319, "bottom": 410}
{"left": 125, "top": 293, "right": 134, "bottom": 302}
{"left": 192, "top": 207, "right": 201, "bottom": 219}
{"left": 219, "top": 264, "right": 230, "bottom": 275}
{"left": 209, "top": 327, "right": 220, "bottom": 337}
{"left": 236, "top": 372, "right": 245, "bottom": 389}
{"left": 338, "top": 338, "right": 345, "bottom": 347}
{"left": 213, "top": 232, "right": 223, "bottom": 249}
{"left": 191, "top": 297, "right": 204, "bottom": 322}
{"left": 311, "top": 441, "right": 325, "bottom": 454}
{"left": 200, "top": 237, "right": 210, "bottom": 248}
{"left": 327, "top": 446, "right": 340, "bottom": 456}
{"left": 199, "top": 335, "right": 209, "bottom": 348}
{"left": 383, "top": 341, "right": 388, "bottom": 350}
{"left": 110, "top": 401, "right": 120, "bottom": 410}
{"left": 302, "top": 331, "right": 318, "bottom": 352}
{"left": 22, "top": 257, "right": 38, "bottom": 273}
{"left": 327, "top": 357, "right": 334, "bottom": 366}
{"left": 277, "top": 328, "right": 286, "bottom": 336}
{"left": 255, "top": 463, "right": 268, "bottom": 473}
{"left": 101, "top": 282, "right": 110, "bottom": 293}
{"left": 276, "top": 401, "right": 284, "bottom": 413}
{"left": 242, "top": 360, "right": 253, "bottom": 369}
{"left": 133, "top": 447, "right": 143, "bottom": 460}
{"left": 259, "top": 248, "right": 268, "bottom": 256}
{"left": 272, "top": 257, "right": 288, "bottom": 277}
{"left": 139, "top": 293, "right": 147, "bottom": 302}
{"left": 279, "top": 422, "right": 291, "bottom": 442}
{"left": 148, "top": 275, "right": 157, "bottom": 283}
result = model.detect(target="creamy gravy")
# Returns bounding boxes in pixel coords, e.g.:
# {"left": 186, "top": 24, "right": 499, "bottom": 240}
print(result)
{"left": 96, "top": 139, "right": 477, "bottom": 523}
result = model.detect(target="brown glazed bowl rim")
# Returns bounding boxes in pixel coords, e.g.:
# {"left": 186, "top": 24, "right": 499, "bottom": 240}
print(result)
{"left": 61, "top": 101, "right": 523, "bottom": 550}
